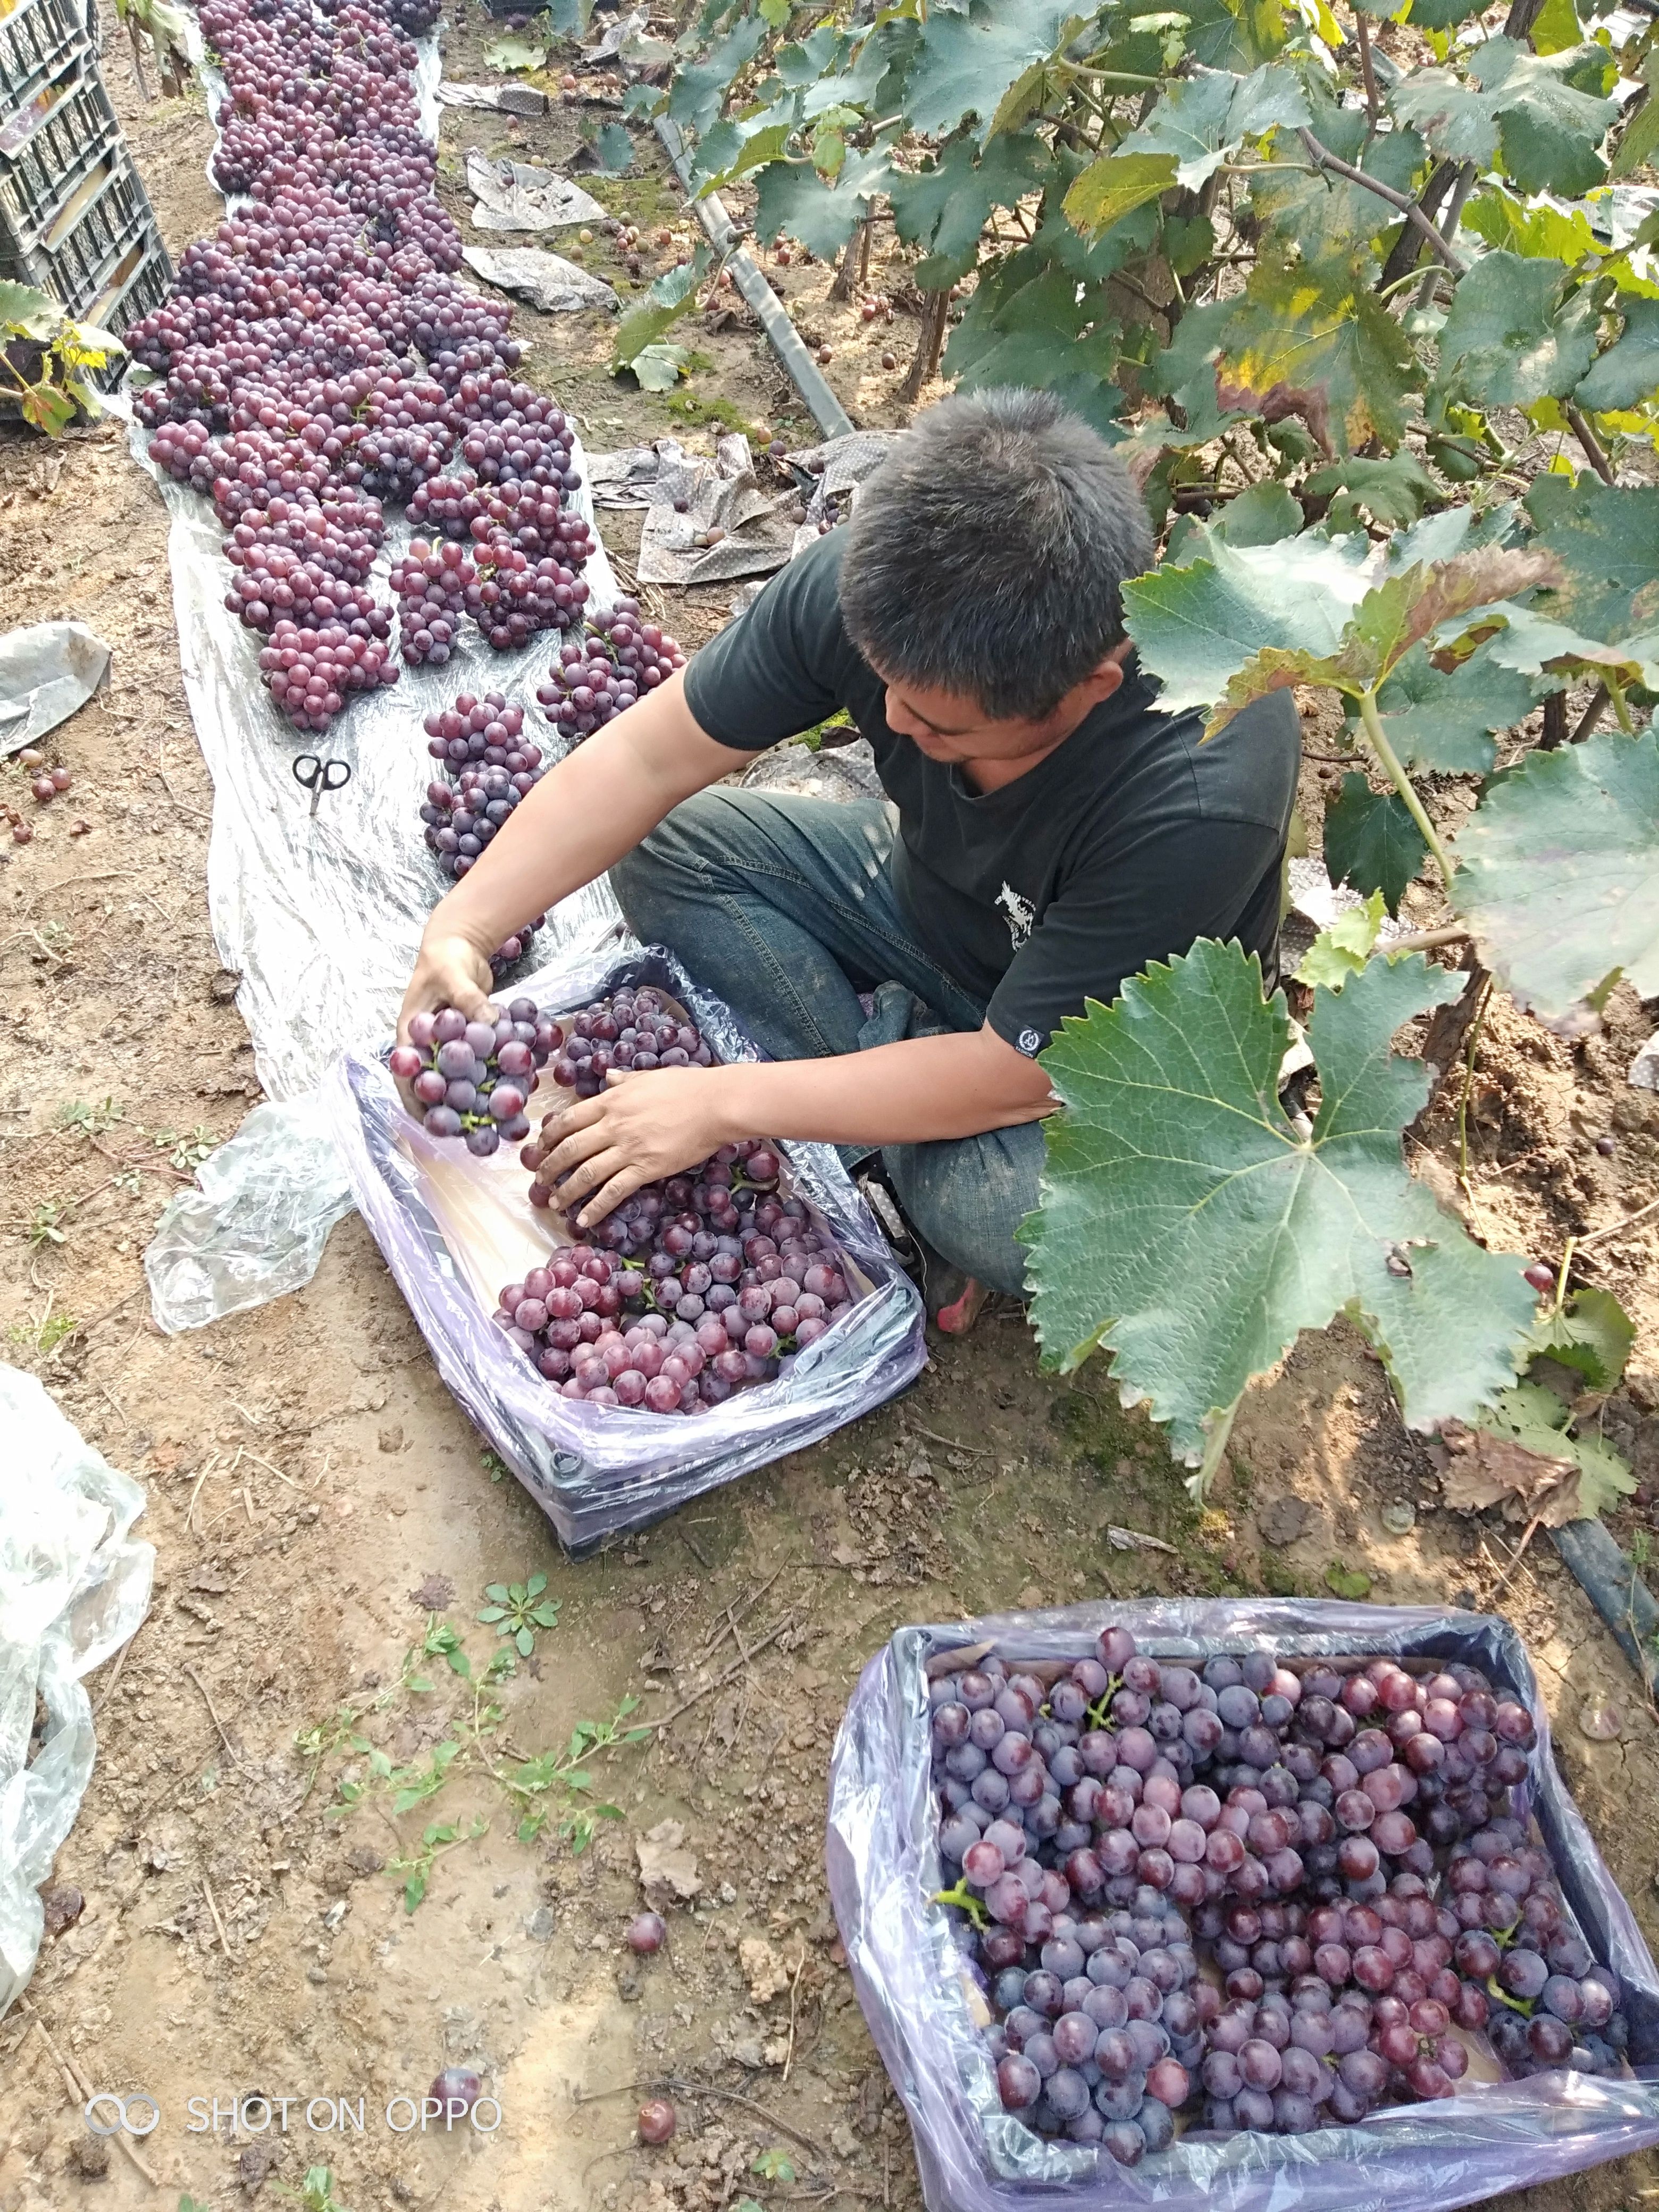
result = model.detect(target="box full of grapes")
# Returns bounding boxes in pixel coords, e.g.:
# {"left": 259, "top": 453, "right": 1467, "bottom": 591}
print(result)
{"left": 331, "top": 946, "right": 926, "bottom": 1554}
{"left": 826, "top": 1597, "right": 1659, "bottom": 2212}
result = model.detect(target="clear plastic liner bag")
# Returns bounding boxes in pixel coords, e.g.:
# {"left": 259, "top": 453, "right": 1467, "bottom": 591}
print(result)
{"left": 0, "top": 1365, "right": 154, "bottom": 2020}
{"left": 326, "top": 944, "right": 928, "bottom": 1553}
{"left": 144, "top": 1094, "right": 357, "bottom": 1333}
{"left": 826, "top": 1596, "right": 1659, "bottom": 2212}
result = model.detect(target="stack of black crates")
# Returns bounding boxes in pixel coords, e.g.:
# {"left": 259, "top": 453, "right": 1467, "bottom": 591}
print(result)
{"left": 1, "top": 0, "right": 172, "bottom": 378}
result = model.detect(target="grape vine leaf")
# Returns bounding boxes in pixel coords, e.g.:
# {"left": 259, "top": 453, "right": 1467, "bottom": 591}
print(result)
{"left": 1366, "top": 642, "right": 1543, "bottom": 776}
{"left": 667, "top": 12, "right": 769, "bottom": 138}
{"left": 1610, "top": 47, "right": 1659, "bottom": 179}
{"left": 1062, "top": 152, "right": 1180, "bottom": 239}
{"left": 611, "top": 249, "right": 710, "bottom": 372}
{"left": 904, "top": 2, "right": 1079, "bottom": 141}
{"left": 1523, "top": 1286, "right": 1636, "bottom": 1394}
{"left": 1209, "top": 243, "right": 1420, "bottom": 454}
{"left": 1449, "top": 1382, "right": 1635, "bottom": 1522}
{"left": 1433, "top": 252, "right": 1599, "bottom": 409}
{"left": 629, "top": 341, "right": 690, "bottom": 389}
{"left": 753, "top": 145, "right": 893, "bottom": 256}
{"left": 1304, "top": 454, "right": 1443, "bottom": 531}
{"left": 483, "top": 30, "right": 547, "bottom": 69}
{"left": 1322, "top": 774, "right": 1427, "bottom": 914}
{"left": 1020, "top": 942, "right": 1535, "bottom": 1457}
{"left": 1120, "top": 63, "right": 1310, "bottom": 188}
{"left": 1164, "top": 479, "right": 1303, "bottom": 562}
{"left": 1120, "top": 532, "right": 1377, "bottom": 718}
{"left": 1576, "top": 297, "right": 1659, "bottom": 413}
{"left": 1452, "top": 729, "right": 1659, "bottom": 1030}
{"left": 889, "top": 130, "right": 1051, "bottom": 275}
{"left": 1461, "top": 187, "right": 1601, "bottom": 265}
{"left": 1294, "top": 890, "right": 1387, "bottom": 988}
{"left": 1487, "top": 475, "right": 1659, "bottom": 692}
{"left": 1389, "top": 42, "right": 1618, "bottom": 196}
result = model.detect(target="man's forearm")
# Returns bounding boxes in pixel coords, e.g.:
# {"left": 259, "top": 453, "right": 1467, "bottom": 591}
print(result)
{"left": 708, "top": 1029, "right": 1053, "bottom": 1150}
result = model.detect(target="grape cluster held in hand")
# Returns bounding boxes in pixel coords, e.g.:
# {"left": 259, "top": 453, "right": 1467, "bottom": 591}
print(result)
{"left": 389, "top": 997, "right": 559, "bottom": 1155}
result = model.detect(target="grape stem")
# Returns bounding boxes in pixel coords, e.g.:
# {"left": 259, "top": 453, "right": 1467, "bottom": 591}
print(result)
{"left": 1486, "top": 1972, "right": 1533, "bottom": 2017}
{"left": 931, "top": 1878, "right": 989, "bottom": 1929}
{"left": 1356, "top": 688, "right": 1457, "bottom": 900}
{"left": 1084, "top": 1673, "right": 1125, "bottom": 1731}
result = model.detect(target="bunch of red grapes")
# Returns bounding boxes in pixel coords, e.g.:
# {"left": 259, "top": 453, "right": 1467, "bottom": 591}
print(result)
{"left": 418, "top": 690, "right": 546, "bottom": 883}
{"left": 123, "top": 0, "right": 603, "bottom": 728}
{"left": 535, "top": 602, "right": 687, "bottom": 747}
{"left": 391, "top": 538, "right": 475, "bottom": 666}
{"left": 389, "top": 996, "right": 560, "bottom": 1155}
{"left": 931, "top": 1628, "right": 1630, "bottom": 2164}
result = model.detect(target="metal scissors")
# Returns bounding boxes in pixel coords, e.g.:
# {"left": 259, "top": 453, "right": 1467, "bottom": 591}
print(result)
{"left": 292, "top": 755, "right": 352, "bottom": 817}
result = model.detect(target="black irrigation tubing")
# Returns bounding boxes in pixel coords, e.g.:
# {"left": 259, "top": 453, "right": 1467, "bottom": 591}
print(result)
{"left": 1549, "top": 1517, "right": 1659, "bottom": 1704}
{"left": 652, "top": 114, "right": 856, "bottom": 444}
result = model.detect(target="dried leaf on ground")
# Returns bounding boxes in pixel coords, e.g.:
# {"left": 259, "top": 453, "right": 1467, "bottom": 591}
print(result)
{"left": 636, "top": 1819, "right": 701, "bottom": 1906}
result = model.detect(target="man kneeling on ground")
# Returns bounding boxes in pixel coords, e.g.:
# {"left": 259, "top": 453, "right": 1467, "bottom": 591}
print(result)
{"left": 398, "top": 386, "right": 1302, "bottom": 1328}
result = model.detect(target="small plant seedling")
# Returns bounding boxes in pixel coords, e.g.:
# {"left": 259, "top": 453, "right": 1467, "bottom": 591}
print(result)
{"left": 387, "top": 1816, "right": 488, "bottom": 1913}
{"left": 10, "top": 1308, "right": 77, "bottom": 1352}
{"left": 271, "top": 2167, "right": 353, "bottom": 2212}
{"left": 1325, "top": 1561, "right": 1373, "bottom": 1601}
{"left": 478, "top": 1571, "right": 561, "bottom": 1655}
{"left": 156, "top": 1125, "right": 216, "bottom": 1170}
{"left": 57, "top": 1095, "right": 123, "bottom": 1136}
{"left": 27, "top": 1202, "right": 69, "bottom": 1248}
{"left": 752, "top": 2148, "right": 796, "bottom": 2182}
{"left": 480, "top": 1447, "right": 510, "bottom": 1482}
{"left": 420, "top": 1615, "right": 472, "bottom": 1679}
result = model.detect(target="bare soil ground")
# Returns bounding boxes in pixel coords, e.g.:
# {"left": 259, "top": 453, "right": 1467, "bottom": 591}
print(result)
{"left": 2, "top": 16, "right": 1658, "bottom": 2212}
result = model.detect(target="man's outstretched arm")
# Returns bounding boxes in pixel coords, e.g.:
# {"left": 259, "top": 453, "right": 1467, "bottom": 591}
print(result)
{"left": 398, "top": 668, "right": 752, "bottom": 1034}
{"left": 532, "top": 1032, "right": 1055, "bottom": 1231}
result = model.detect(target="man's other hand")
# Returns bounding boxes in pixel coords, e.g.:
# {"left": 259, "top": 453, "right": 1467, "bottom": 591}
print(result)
{"left": 532, "top": 1067, "right": 739, "bottom": 1228}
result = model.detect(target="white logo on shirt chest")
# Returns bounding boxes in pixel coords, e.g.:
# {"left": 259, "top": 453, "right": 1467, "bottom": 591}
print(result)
{"left": 995, "top": 882, "right": 1035, "bottom": 950}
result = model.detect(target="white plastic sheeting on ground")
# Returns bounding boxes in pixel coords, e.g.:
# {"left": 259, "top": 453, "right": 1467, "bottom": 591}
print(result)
{"left": 0, "top": 1367, "right": 153, "bottom": 2019}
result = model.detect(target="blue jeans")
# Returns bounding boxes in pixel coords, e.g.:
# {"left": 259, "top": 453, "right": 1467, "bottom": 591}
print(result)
{"left": 610, "top": 789, "right": 1043, "bottom": 1296}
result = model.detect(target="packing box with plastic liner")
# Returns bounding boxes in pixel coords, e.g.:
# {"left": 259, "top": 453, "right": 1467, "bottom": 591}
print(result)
{"left": 329, "top": 943, "right": 927, "bottom": 1554}
{"left": 826, "top": 1596, "right": 1659, "bottom": 2212}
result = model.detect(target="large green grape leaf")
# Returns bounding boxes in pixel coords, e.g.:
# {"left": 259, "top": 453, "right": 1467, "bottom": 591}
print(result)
{"left": 1366, "top": 642, "right": 1542, "bottom": 775}
{"left": 1452, "top": 729, "right": 1659, "bottom": 1029}
{"left": 1461, "top": 187, "right": 1601, "bottom": 264}
{"left": 1322, "top": 774, "right": 1428, "bottom": 913}
{"left": 904, "top": 2, "right": 1079, "bottom": 140}
{"left": 1434, "top": 252, "right": 1598, "bottom": 409}
{"left": 1487, "top": 474, "right": 1659, "bottom": 690}
{"left": 1576, "top": 297, "right": 1659, "bottom": 413}
{"left": 1304, "top": 454, "right": 1444, "bottom": 531}
{"left": 1389, "top": 41, "right": 1617, "bottom": 195}
{"left": 1063, "top": 153, "right": 1180, "bottom": 239}
{"left": 889, "top": 130, "right": 1052, "bottom": 273}
{"left": 1164, "top": 480, "right": 1303, "bottom": 562}
{"left": 1119, "top": 64, "right": 1310, "bottom": 188}
{"left": 753, "top": 144, "right": 893, "bottom": 255}
{"left": 1021, "top": 943, "right": 1535, "bottom": 1456}
{"left": 1121, "top": 533, "right": 1377, "bottom": 717}
{"left": 667, "top": 12, "right": 769, "bottom": 137}
{"left": 1127, "top": 538, "right": 1561, "bottom": 728}
{"left": 1208, "top": 244, "right": 1421, "bottom": 454}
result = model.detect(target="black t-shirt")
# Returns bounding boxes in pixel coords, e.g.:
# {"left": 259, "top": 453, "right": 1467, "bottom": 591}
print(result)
{"left": 682, "top": 529, "right": 1302, "bottom": 1057}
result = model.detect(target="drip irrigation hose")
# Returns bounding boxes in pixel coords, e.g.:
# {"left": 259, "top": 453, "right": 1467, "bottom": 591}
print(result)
{"left": 1549, "top": 1517, "right": 1659, "bottom": 1702}
{"left": 652, "top": 114, "right": 856, "bottom": 443}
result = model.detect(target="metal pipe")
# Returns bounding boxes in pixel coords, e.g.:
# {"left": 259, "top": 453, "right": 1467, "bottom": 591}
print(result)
{"left": 653, "top": 113, "right": 855, "bottom": 442}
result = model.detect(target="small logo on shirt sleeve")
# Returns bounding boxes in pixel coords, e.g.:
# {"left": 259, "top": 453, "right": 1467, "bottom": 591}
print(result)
{"left": 1017, "top": 1027, "right": 1042, "bottom": 1057}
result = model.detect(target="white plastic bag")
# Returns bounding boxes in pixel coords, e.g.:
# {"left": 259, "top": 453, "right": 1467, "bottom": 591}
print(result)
{"left": 0, "top": 1367, "right": 153, "bottom": 2018}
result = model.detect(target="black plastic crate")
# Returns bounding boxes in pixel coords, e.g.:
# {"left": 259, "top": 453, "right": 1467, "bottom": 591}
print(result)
{"left": 0, "top": 60, "right": 120, "bottom": 247}
{"left": 0, "top": 147, "right": 164, "bottom": 317}
{"left": 0, "top": 0, "right": 91, "bottom": 122}
{"left": 86, "top": 217, "right": 168, "bottom": 380}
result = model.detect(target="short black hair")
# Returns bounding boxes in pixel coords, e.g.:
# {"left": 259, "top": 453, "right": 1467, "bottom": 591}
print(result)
{"left": 836, "top": 386, "right": 1155, "bottom": 722}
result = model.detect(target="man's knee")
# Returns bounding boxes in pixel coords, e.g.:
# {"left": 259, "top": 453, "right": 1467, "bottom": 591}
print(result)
{"left": 609, "top": 792, "right": 725, "bottom": 935}
{"left": 887, "top": 1122, "right": 1045, "bottom": 1297}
